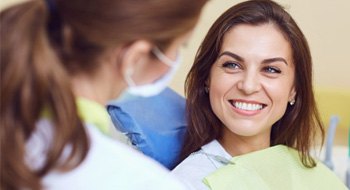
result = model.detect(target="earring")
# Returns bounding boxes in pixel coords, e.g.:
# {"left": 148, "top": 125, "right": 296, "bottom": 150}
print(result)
{"left": 289, "top": 99, "right": 295, "bottom": 106}
{"left": 205, "top": 86, "right": 209, "bottom": 93}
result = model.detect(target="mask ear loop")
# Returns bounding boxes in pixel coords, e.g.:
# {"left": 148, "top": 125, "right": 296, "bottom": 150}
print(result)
{"left": 123, "top": 68, "right": 136, "bottom": 87}
{"left": 117, "top": 43, "right": 137, "bottom": 87}
{"left": 152, "top": 46, "right": 178, "bottom": 67}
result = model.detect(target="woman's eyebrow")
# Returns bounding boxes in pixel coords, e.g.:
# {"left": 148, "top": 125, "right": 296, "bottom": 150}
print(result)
{"left": 262, "top": 57, "right": 288, "bottom": 65}
{"left": 219, "top": 51, "right": 288, "bottom": 65}
{"left": 218, "top": 51, "right": 244, "bottom": 62}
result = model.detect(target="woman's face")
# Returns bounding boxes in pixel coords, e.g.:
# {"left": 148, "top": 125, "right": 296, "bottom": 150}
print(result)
{"left": 208, "top": 23, "right": 296, "bottom": 146}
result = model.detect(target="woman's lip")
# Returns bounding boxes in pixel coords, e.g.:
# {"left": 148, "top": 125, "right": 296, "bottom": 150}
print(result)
{"left": 230, "top": 99, "right": 266, "bottom": 105}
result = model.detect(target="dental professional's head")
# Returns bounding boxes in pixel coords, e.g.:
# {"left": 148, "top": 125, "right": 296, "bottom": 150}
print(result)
{"left": 49, "top": 0, "right": 208, "bottom": 100}
{"left": 181, "top": 0, "right": 324, "bottom": 168}
{"left": 1, "top": 0, "right": 207, "bottom": 189}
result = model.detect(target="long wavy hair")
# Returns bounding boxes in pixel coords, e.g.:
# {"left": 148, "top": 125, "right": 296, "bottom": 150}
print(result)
{"left": 181, "top": 0, "right": 324, "bottom": 168}
{"left": 0, "top": 0, "right": 207, "bottom": 189}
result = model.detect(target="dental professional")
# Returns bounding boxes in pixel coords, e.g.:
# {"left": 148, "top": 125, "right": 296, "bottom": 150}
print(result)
{"left": 172, "top": 0, "right": 347, "bottom": 189}
{"left": 0, "top": 0, "right": 207, "bottom": 189}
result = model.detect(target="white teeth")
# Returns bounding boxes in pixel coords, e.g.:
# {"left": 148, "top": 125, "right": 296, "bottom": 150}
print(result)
{"left": 234, "top": 101, "right": 263, "bottom": 111}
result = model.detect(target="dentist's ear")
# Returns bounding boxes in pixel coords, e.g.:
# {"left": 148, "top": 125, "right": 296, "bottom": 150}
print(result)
{"left": 117, "top": 40, "right": 153, "bottom": 79}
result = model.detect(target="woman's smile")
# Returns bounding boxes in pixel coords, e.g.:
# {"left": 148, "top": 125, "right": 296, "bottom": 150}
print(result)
{"left": 229, "top": 99, "right": 266, "bottom": 116}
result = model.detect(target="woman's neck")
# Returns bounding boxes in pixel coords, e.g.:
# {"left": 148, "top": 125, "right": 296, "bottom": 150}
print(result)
{"left": 71, "top": 71, "right": 124, "bottom": 105}
{"left": 218, "top": 128, "right": 271, "bottom": 156}
{"left": 71, "top": 76, "right": 107, "bottom": 105}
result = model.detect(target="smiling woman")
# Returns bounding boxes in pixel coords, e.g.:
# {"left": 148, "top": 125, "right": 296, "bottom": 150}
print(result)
{"left": 209, "top": 23, "right": 296, "bottom": 153}
{"left": 171, "top": 0, "right": 347, "bottom": 190}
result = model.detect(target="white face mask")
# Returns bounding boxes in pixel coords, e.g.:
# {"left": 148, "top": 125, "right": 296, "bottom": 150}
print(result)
{"left": 123, "top": 47, "right": 181, "bottom": 97}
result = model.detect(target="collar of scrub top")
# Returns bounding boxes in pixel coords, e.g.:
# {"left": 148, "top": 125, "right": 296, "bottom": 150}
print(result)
{"left": 198, "top": 151, "right": 235, "bottom": 165}
{"left": 203, "top": 145, "right": 348, "bottom": 190}
{"left": 76, "top": 97, "right": 111, "bottom": 135}
{"left": 196, "top": 140, "right": 233, "bottom": 167}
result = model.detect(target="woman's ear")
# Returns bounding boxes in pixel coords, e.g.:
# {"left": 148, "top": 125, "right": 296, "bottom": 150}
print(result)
{"left": 205, "top": 79, "right": 209, "bottom": 87}
{"left": 118, "top": 40, "right": 153, "bottom": 77}
{"left": 288, "top": 86, "right": 296, "bottom": 102}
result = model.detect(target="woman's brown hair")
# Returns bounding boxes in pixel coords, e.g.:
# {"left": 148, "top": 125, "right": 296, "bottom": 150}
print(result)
{"left": 181, "top": 0, "right": 324, "bottom": 168}
{"left": 0, "top": 0, "right": 207, "bottom": 189}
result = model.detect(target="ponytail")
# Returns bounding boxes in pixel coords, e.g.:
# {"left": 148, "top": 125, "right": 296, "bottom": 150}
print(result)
{"left": 0, "top": 1, "right": 89, "bottom": 189}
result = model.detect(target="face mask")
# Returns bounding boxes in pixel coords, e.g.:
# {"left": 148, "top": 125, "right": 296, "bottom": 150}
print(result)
{"left": 122, "top": 47, "right": 181, "bottom": 97}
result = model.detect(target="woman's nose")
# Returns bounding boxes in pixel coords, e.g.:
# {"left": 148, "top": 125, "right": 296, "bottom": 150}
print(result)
{"left": 237, "top": 71, "right": 261, "bottom": 95}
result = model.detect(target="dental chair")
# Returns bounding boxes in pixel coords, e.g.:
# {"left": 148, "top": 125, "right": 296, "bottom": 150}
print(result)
{"left": 315, "top": 87, "right": 350, "bottom": 187}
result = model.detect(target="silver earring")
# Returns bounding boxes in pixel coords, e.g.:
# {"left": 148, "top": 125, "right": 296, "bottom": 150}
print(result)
{"left": 205, "top": 86, "right": 209, "bottom": 93}
{"left": 289, "top": 99, "right": 295, "bottom": 106}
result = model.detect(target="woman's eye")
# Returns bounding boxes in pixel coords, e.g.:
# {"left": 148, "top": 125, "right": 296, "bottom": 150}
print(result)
{"left": 263, "top": 66, "right": 281, "bottom": 74}
{"left": 222, "top": 62, "right": 240, "bottom": 69}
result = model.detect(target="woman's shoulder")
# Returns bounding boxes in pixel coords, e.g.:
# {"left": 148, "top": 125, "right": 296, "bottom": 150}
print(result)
{"left": 203, "top": 145, "right": 347, "bottom": 190}
{"left": 312, "top": 160, "right": 348, "bottom": 189}
{"left": 171, "top": 150, "right": 214, "bottom": 190}
{"left": 173, "top": 149, "right": 213, "bottom": 174}
{"left": 173, "top": 139, "right": 229, "bottom": 173}
{"left": 171, "top": 139, "right": 231, "bottom": 190}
